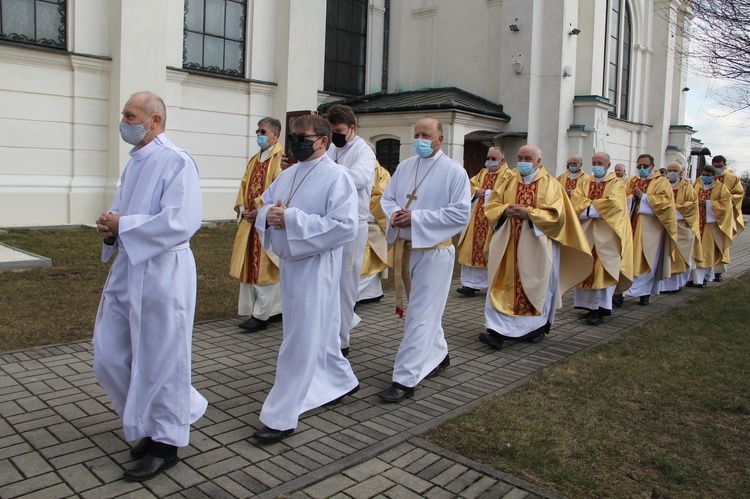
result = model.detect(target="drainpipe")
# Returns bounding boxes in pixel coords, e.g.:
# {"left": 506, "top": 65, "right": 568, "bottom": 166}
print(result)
{"left": 381, "top": 0, "right": 390, "bottom": 92}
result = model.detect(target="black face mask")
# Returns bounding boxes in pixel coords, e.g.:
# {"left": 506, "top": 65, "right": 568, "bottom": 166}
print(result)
{"left": 290, "top": 139, "right": 317, "bottom": 162}
{"left": 331, "top": 131, "right": 348, "bottom": 148}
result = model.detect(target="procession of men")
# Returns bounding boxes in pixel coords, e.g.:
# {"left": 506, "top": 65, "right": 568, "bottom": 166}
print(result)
{"left": 95, "top": 92, "right": 743, "bottom": 481}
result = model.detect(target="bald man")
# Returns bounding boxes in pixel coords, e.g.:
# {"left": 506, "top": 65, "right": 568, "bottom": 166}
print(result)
{"left": 94, "top": 91, "right": 208, "bottom": 481}
{"left": 615, "top": 163, "right": 627, "bottom": 179}
{"left": 483, "top": 145, "right": 592, "bottom": 349}
{"left": 570, "top": 152, "right": 632, "bottom": 325}
{"left": 557, "top": 155, "right": 590, "bottom": 197}
{"left": 378, "top": 116, "right": 471, "bottom": 402}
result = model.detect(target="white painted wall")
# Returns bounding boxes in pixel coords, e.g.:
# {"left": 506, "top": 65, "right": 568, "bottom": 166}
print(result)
{"left": 0, "top": 0, "right": 693, "bottom": 226}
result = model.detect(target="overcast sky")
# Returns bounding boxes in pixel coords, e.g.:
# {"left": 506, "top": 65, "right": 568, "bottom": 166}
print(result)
{"left": 684, "top": 74, "right": 750, "bottom": 176}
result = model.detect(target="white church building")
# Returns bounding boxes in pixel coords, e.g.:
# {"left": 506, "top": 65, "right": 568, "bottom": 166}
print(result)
{"left": 0, "top": 0, "right": 694, "bottom": 226}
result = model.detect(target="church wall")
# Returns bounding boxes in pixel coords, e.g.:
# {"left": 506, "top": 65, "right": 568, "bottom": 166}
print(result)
{"left": 0, "top": 0, "right": 692, "bottom": 227}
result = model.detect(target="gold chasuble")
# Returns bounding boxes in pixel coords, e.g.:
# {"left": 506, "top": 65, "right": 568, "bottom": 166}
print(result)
{"left": 360, "top": 163, "right": 391, "bottom": 278}
{"left": 570, "top": 173, "right": 633, "bottom": 292}
{"left": 485, "top": 167, "right": 592, "bottom": 316}
{"left": 694, "top": 181, "right": 733, "bottom": 269}
{"left": 670, "top": 180, "right": 702, "bottom": 274}
{"left": 456, "top": 164, "right": 512, "bottom": 268}
{"left": 626, "top": 173, "right": 678, "bottom": 279}
{"left": 717, "top": 169, "right": 746, "bottom": 236}
{"left": 556, "top": 171, "right": 590, "bottom": 195}
{"left": 229, "top": 143, "right": 284, "bottom": 285}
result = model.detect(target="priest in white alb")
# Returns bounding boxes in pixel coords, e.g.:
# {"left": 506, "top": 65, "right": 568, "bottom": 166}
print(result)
{"left": 94, "top": 91, "right": 208, "bottom": 482}
{"left": 252, "top": 114, "right": 360, "bottom": 443}
{"left": 325, "top": 104, "right": 377, "bottom": 357}
{"left": 378, "top": 116, "right": 471, "bottom": 403}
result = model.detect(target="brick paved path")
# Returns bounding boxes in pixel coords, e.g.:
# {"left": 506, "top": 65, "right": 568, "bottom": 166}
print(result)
{"left": 1, "top": 223, "right": 747, "bottom": 498}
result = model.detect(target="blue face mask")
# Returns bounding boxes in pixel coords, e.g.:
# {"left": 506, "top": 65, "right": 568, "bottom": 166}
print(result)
{"left": 714, "top": 167, "right": 724, "bottom": 175}
{"left": 517, "top": 162, "right": 535, "bottom": 177}
{"left": 413, "top": 139, "right": 435, "bottom": 158}
{"left": 257, "top": 135, "right": 269, "bottom": 149}
{"left": 637, "top": 167, "right": 650, "bottom": 178}
{"left": 568, "top": 165, "right": 580, "bottom": 173}
{"left": 701, "top": 175, "right": 714, "bottom": 185}
{"left": 592, "top": 166, "right": 606, "bottom": 178}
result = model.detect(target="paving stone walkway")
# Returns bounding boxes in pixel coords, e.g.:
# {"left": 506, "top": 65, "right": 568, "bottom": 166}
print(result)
{"left": 0, "top": 222, "right": 747, "bottom": 498}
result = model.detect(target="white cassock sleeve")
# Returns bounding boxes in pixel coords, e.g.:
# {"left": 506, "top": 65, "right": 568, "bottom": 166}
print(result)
{"left": 408, "top": 167, "right": 471, "bottom": 248}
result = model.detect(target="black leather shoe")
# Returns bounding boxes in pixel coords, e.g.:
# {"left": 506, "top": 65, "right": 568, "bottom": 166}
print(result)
{"left": 378, "top": 383, "right": 414, "bottom": 403}
{"left": 714, "top": 273, "right": 723, "bottom": 282}
{"left": 696, "top": 281, "right": 707, "bottom": 288}
{"left": 612, "top": 293, "right": 624, "bottom": 307}
{"left": 456, "top": 286, "right": 478, "bottom": 297}
{"left": 425, "top": 354, "right": 451, "bottom": 379}
{"left": 356, "top": 294, "right": 383, "bottom": 305}
{"left": 252, "top": 426, "right": 294, "bottom": 443}
{"left": 129, "top": 437, "right": 152, "bottom": 460}
{"left": 586, "top": 311, "right": 604, "bottom": 325}
{"left": 479, "top": 331, "right": 504, "bottom": 350}
{"left": 599, "top": 307, "right": 612, "bottom": 316}
{"left": 239, "top": 317, "right": 267, "bottom": 332}
{"left": 638, "top": 295, "right": 650, "bottom": 306}
{"left": 123, "top": 454, "right": 178, "bottom": 482}
{"left": 526, "top": 331, "right": 545, "bottom": 343}
{"left": 268, "top": 313, "right": 283, "bottom": 323}
{"left": 341, "top": 347, "right": 350, "bottom": 358}
{"left": 323, "top": 384, "right": 361, "bottom": 407}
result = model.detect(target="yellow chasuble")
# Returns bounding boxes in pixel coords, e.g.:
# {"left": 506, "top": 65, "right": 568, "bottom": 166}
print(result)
{"left": 694, "top": 181, "right": 733, "bottom": 269}
{"left": 485, "top": 166, "right": 592, "bottom": 316}
{"left": 360, "top": 163, "right": 391, "bottom": 278}
{"left": 456, "top": 164, "right": 512, "bottom": 268}
{"left": 717, "top": 169, "right": 746, "bottom": 236}
{"left": 229, "top": 143, "right": 284, "bottom": 285}
{"left": 670, "top": 180, "right": 702, "bottom": 274}
{"left": 556, "top": 170, "right": 590, "bottom": 196}
{"left": 626, "top": 173, "right": 678, "bottom": 279}
{"left": 570, "top": 173, "right": 633, "bottom": 292}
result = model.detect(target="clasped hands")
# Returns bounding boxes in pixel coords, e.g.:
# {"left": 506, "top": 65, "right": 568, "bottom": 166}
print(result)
{"left": 267, "top": 200, "right": 287, "bottom": 229}
{"left": 96, "top": 212, "right": 121, "bottom": 239}
{"left": 391, "top": 209, "right": 411, "bottom": 229}
{"left": 505, "top": 204, "right": 530, "bottom": 220}
{"left": 242, "top": 208, "right": 258, "bottom": 223}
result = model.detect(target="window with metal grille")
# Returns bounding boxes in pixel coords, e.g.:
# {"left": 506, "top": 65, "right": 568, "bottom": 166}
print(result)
{"left": 0, "top": 0, "right": 66, "bottom": 49}
{"left": 325, "top": 0, "right": 367, "bottom": 96}
{"left": 183, "top": 0, "right": 246, "bottom": 77}
{"left": 376, "top": 138, "right": 400, "bottom": 175}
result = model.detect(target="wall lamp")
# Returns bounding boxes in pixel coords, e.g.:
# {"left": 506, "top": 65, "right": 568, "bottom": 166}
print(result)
{"left": 569, "top": 28, "right": 581, "bottom": 35}
{"left": 509, "top": 24, "right": 520, "bottom": 32}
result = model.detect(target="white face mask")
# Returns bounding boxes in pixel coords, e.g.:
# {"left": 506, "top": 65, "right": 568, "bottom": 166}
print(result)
{"left": 485, "top": 160, "right": 500, "bottom": 171}
{"left": 667, "top": 172, "right": 680, "bottom": 183}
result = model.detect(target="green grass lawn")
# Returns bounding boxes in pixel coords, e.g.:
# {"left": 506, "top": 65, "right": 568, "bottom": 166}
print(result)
{"left": 424, "top": 272, "right": 750, "bottom": 498}
{"left": 0, "top": 223, "right": 240, "bottom": 351}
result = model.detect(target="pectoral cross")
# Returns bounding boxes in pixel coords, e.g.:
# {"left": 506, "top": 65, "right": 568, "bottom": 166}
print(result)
{"left": 405, "top": 192, "right": 418, "bottom": 208}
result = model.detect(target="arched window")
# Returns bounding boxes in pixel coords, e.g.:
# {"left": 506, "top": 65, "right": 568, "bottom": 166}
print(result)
{"left": 0, "top": 0, "right": 66, "bottom": 49}
{"left": 376, "top": 138, "right": 400, "bottom": 175}
{"left": 605, "top": 0, "right": 632, "bottom": 120}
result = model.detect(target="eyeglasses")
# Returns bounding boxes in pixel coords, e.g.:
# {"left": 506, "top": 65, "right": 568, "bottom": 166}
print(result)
{"left": 256, "top": 129, "right": 272, "bottom": 135}
{"left": 566, "top": 163, "right": 580, "bottom": 167}
{"left": 287, "top": 133, "right": 322, "bottom": 143}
